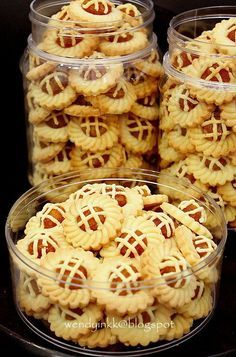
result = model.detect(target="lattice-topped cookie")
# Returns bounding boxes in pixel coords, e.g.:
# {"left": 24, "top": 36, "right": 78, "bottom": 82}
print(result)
{"left": 178, "top": 280, "right": 213, "bottom": 319}
{"left": 69, "top": 183, "right": 143, "bottom": 216}
{"left": 186, "top": 154, "right": 235, "bottom": 186}
{"left": 144, "top": 211, "right": 175, "bottom": 239}
{"left": 130, "top": 93, "right": 159, "bottom": 121}
{"left": 114, "top": 216, "right": 164, "bottom": 259}
{"left": 120, "top": 114, "right": 156, "bottom": 154}
{"left": 41, "top": 27, "right": 98, "bottom": 58}
{"left": 48, "top": 303, "right": 102, "bottom": 340}
{"left": 34, "top": 111, "right": 70, "bottom": 143}
{"left": 33, "top": 71, "right": 77, "bottom": 110}
{"left": 64, "top": 193, "right": 123, "bottom": 250}
{"left": 135, "top": 49, "right": 164, "bottom": 78}
{"left": 18, "top": 272, "right": 51, "bottom": 315}
{"left": 212, "top": 18, "right": 236, "bottom": 55}
{"left": 100, "top": 215, "right": 163, "bottom": 260}
{"left": 184, "top": 58, "right": 235, "bottom": 105}
{"left": 38, "top": 247, "right": 99, "bottom": 308}
{"left": 99, "top": 23, "right": 148, "bottom": 56}
{"left": 87, "top": 79, "right": 137, "bottom": 115}
{"left": 71, "top": 144, "right": 123, "bottom": 173}
{"left": 124, "top": 66, "right": 158, "bottom": 99}
{"left": 175, "top": 225, "right": 214, "bottom": 265}
{"left": 94, "top": 183, "right": 144, "bottom": 215}
{"left": 68, "top": 0, "right": 123, "bottom": 27}
{"left": 167, "top": 125, "right": 195, "bottom": 154}
{"left": 50, "top": 4, "right": 71, "bottom": 21}
{"left": 92, "top": 257, "right": 154, "bottom": 315}
{"left": 178, "top": 200, "right": 207, "bottom": 224}
{"left": 107, "top": 303, "right": 172, "bottom": 346}
{"left": 185, "top": 30, "right": 216, "bottom": 54}
{"left": 43, "top": 143, "right": 73, "bottom": 175}
{"left": 168, "top": 84, "right": 213, "bottom": 128}
{"left": 171, "top": 50, "right": 199, "bottom": 71}
{"left": 69, "top": 52, "right": 123, "bottom": 96}
{"left": 32, "top": 135, "right": 65, "bottom": 164}
{"left": 25, "top": 203, "right": 67, "bottom": 234}
{"left": 17, "top": 228, "right": 68, "bottom": 266}
{"left": 175, "top": 225, "right": 218, "bottom": 284}
{"left": 189, "top": 109, "right": 236, "bottom": 157}
{"left": 68, "top": 115, "right": 119, "bottom": 151}
{"left": 117, "top": 3, "right": 143, "bottom": 27}
{"left": 141, "top": 244, "right": 197, "bottom": 308}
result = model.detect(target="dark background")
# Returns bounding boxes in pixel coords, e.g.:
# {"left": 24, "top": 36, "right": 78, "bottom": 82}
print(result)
{"left": 0, "top": 0, "right": 236, "bottom": 355}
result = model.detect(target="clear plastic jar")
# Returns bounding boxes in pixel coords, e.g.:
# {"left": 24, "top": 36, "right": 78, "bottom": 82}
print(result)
{"left": 158, "top": 7, "right": 236, "bottom": 229}
{"left": 21, "top": 0, "right": 162, "bottom": 185}
{"left": 30, "top": 0, "right": 155, "bottom": 50}
{"left": 6, "top": 168, "right": 226, "bottom": 355}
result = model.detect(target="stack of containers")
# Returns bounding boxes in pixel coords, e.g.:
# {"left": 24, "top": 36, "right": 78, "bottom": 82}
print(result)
{"left": 21, "top": 0, "right": 163, "bottom": 185}
{"left": 158, "top": 7, "right": 236, "bottom": 228}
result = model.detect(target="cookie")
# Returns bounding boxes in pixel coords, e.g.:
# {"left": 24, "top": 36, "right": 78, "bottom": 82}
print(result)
{"left": 38, "top": 247, "right": 99, "bottom": 308}
{"left": 87, "top": 79, "right": 137, "bottom": 115}
{"left": 68, "top": 115, "right": 119, "bottom": 151}
{"left": 69, "top": 52, "right": 123, "bottom": 96}
{"left": 99, "top": 24, "right": 148, "bottom": 56}
{"left": 92, "top": 257, "right": 154, "bottom": 315}
{"left": 120, "top": 114, "right": 156, "bottom": 154}
{"left": 63, "top": 193, "right": 123, "bottom": 250}
{"left": 32, "top": 71, "right": 77, "bottom": 110}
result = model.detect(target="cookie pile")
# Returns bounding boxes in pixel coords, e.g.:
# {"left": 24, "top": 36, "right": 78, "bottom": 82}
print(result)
{"left": 159, "top": 18, "right": 236, "bottom": 228}
{"left": 15, "top": 182, "right": 220, "bottom": 348}
{"left": 24, "top": 0, "right": 163, "bottom": 185}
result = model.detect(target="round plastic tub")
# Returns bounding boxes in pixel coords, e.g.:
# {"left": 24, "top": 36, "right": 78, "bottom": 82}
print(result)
{"left": 30, "top": 0, "right": 155, "bottom": 48}
{"left": 158, "top": 6, "right": 236, "bottom": 228}
{"left": 5, "top": 168, "right": 227, "bottom": 355}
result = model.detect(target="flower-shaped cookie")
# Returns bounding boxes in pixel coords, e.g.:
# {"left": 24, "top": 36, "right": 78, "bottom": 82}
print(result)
{"left": 68, "top": 0, "right": 123, "bottom": 28}
{"left": 33, "top": 70, "right": 77, "bottom": 110}
{"left": 63, "top": 193, "right": 123, "bottom": 250}
{"left": 68, "top": 115, "right": 119, "bottom": 151}
{"left": 37, "top": 247, "right": 99, "bottom": 308}
{"left": 92, "top": 257, "right": 154, "bottom": 315}
{"left": 87, "top": 79, "right": 137, "bottom": 115}
{"left": 120, "top": 114, "right": 156, "bottom": 154}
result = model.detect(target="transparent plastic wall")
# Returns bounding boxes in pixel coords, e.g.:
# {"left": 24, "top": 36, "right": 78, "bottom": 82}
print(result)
{"left": 21, "top": 0, "right": 163, "bottom": 185}
{"left": 158, "top": 7, "right": 236, "bottom": 229}
{"left": 6, "top": 168, "right": 226, "bottom": 355}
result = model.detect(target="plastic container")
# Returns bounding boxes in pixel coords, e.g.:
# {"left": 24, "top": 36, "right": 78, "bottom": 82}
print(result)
{"left": 30, "top": 0, "right": 155, "bottom": 50}
{"left": 6, "top": 168, "right": 227, "bottom": 355}
{"left": 158, "top": 7, "right": 236, "bottom": 228}
{"left": 21, "top": 0, "right": 162, "bottom": 185}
